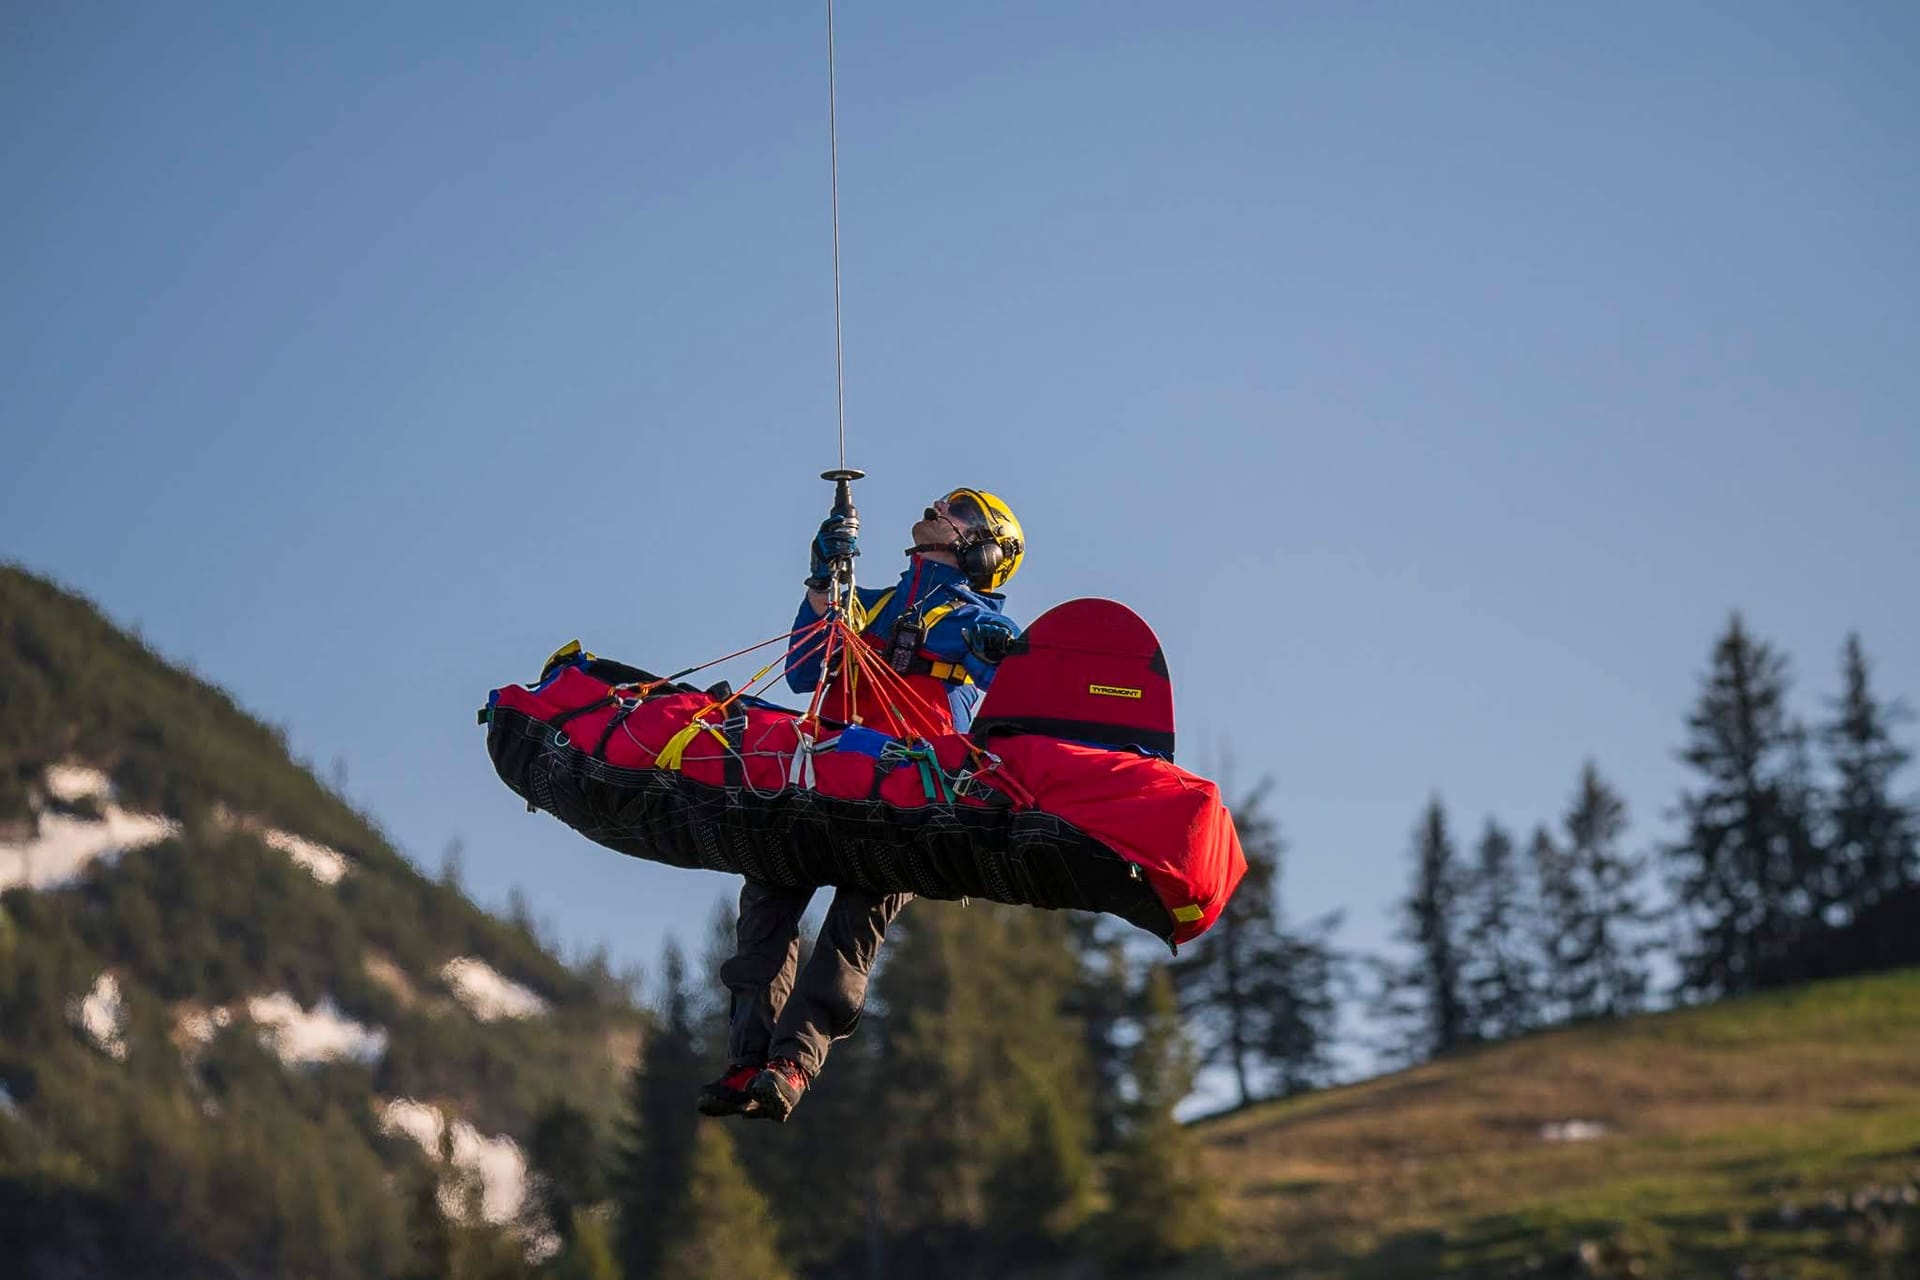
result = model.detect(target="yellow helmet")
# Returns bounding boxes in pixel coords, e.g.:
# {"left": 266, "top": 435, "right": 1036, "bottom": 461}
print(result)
{"left": 937, "top": 488, "right": 1025, "bottom": 591}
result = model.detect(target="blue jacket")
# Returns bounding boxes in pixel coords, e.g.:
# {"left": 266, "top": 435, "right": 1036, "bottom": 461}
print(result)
{"left": 787, "top": 556, "right": 1018, "bottom": 731}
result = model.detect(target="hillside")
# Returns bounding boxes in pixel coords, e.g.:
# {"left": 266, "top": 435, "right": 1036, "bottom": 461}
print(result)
{"left": 0, "top": 565, "right": 646, "bottom": 1278}
{"left": 1197, "top": 969, "right": 1920, "bottom": 1278}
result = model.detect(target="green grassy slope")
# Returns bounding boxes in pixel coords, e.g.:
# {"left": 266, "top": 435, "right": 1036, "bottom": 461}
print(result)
{"left": 1197, "top": 971, "right": 1920, "bottom": 1278}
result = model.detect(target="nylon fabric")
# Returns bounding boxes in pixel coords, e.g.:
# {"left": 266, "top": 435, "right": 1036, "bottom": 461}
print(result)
{"left": 484, "top": 654, "right": 1245, "bottom": 944}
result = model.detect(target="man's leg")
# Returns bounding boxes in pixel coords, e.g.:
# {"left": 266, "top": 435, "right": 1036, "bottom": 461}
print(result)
{"left": 766, "top": 888, "right": 913, "bottom": 1084}
{"left": 717, "top": 879, "right": 815, "bottom": 1067}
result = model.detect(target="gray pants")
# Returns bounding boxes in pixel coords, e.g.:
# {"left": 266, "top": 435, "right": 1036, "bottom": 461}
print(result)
{"left": 720, "top": 880, "right": 912, "bottom": 1080}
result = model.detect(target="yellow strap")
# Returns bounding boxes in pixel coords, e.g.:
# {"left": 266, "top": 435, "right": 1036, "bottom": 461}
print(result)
{"left": 917, "top": 599, "right": 964, "bottom": 634}
{"left": 655, "top": 716, "right": 730, "bottom": 771}
{"left": 847, "top": 591, "right": 973, "bottom": 682}
{"left": 850, "top": 589, "right": 967, "bottom": 642}
{"left": 848, "top": 587, "right": 893, "bottom": 635}
{"left": 1172, "top": 904, "right": 1205, "bottom": 923}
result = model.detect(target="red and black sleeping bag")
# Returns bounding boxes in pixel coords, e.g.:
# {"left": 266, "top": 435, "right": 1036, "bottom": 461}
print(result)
{"left": 480, "top": 599, "right": 1245, "bottom": 946}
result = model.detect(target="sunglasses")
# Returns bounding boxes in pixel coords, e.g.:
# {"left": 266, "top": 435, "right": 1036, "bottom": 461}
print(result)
{"left": 924, "top": 494, "right": 987, "bottom": 529}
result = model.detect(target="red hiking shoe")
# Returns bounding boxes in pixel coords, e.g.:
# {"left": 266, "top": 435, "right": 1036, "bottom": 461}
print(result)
{"left": 748, "top": 1057, "right": 811, "bottom": 1123}
{"left": 696, "top": 1063, "right": 765, "bottom": 1117}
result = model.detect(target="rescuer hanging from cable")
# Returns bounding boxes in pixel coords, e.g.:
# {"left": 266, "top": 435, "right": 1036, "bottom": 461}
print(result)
{"left": 699, "top": 486, "right": 1027, "bottom": 1121}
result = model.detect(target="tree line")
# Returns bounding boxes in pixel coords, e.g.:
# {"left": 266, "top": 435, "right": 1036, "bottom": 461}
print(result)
{"left": 1377, "top": 617, "right": 1917, "bottom": 1063}
{"left": 472, "top": 893, "right": 1236, "bottom": 1280}
{"left": 409, "top": 612, "right": 1915, "bottom": 1280}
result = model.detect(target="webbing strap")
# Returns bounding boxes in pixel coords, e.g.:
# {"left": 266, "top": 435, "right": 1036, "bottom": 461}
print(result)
{"left": 788, "top": 728, "right": 819, "bottom": 789}
{"left": 842, "top": 590, "right": 973, "bottom": 685}
{"left": 915, "top": 599, "right": 964, "bottom": 634}
{"left": 721, "top": 700, "right": 749, "bottom": 788}
{"left": 904, "top": 655, "right": 974, "bottom": 685}
{"left": 871, "top": 740, "right": 956, "bottom": 804}
{"left": 591, "top": 698, "right": 640, "bottom": 758}
{"left": 656, "top": 717, "right": 730, "bottom": 771}
{"left": 787, "top": 727, "right": 845, "bottom": 790}
{"left": 849, "top": 587, "right": 891, "bottom": 634}
{"left": 547, "top": 695, "right": 615, "bottom": 733}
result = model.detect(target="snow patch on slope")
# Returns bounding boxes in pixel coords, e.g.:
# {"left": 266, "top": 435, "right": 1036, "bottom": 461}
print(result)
{"left": 1, "top": 767, "right": 179, "bottom": 891}
{"left": 260, "top": 828, "right": 351, "bottom": 884}
{"left": 70, "top": 973, "right": 128, "bottom": 1061}
{"left": 380, "top": 1099, "right": 529, "bottom": 1225}
{"left": 245, "top": 993, "right": 388, "bottom": 1066}
{"left": 442, "top": 957, "right": 548, "bottom": 1022}
{"left": 1540, "top": 1119, "right": 1609, "bottom": 1143}
{"left": 45, "top": 764, "right": 113, "bottom": 803}
{"left": 175, "top": 1006, "right": 234, "bottom": 1056}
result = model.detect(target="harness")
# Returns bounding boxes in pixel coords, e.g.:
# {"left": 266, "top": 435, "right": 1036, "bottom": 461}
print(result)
{"left": 847, "top": 586, "right": 974, "bottom": 686}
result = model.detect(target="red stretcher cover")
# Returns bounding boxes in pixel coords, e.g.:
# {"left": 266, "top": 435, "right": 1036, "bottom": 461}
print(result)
{"left": 488, "top": 660, "right": 1245, "bottom": 944}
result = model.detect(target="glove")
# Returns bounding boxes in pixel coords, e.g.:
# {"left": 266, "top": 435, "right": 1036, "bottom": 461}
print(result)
{"left": 964, "top": 614, "right": 1019, "bottom": 664}
{"left": 807, "top": 514, "right": 860, "bottom": 588}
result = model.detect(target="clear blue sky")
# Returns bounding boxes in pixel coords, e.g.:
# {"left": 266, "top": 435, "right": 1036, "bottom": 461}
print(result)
{"left": 5, "top": 3, "right": 1917, "bottom": 1003}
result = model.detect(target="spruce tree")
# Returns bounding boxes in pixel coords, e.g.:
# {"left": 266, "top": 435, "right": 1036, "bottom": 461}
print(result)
{"left": 1558, "top": 762, "right": 1652, "bottom": 1019}
{"left": 612, "top": 941, "right": 705, "bottom": 1280}
{"left": 546, "top": 1209, "right": 620, "bottom": 1280}
{"left": 1066, "top": 917, "right": 1135, "bottom": 1150}
{"left": 1171, "top": 779, "right": 1281, "bottom": 1105}
{"left": 1529, "top": 824, "right": 1580, "bottom": 1023}
{"left": 1256, "top": 913, "right": 1344, "bottom": 1098}
{"left": 721, "top": 890, "right": 879, "bottom": 1278}
{"left": 1460, "top": 819, "right": 1539, "bottom": 1041}
{"left": 526, "top": 1099, "right": 605, "bottom": 1253}
{"left": 1823, "top": 633, "right": 1918, "bottom": 916}
{"left": 1172, "top": 781, "right": 1341, "bottom": 1104}
{"left": 400, "top": 1160, "right": 454, "bottom": 1280}
{"left": 870, "top": 900, "right": 1095, "bottom": 1270}
{"left": 655, "top": 1124, "right": 791, "bottom": 1280}
{"left": 1666, "top": 615, "right": 1821, "bottom": 998}
{"left": 1377, "top": 797, "right": 1471, "bottom": 1060}
{"left": 697, "top": 897, "right": 738, "bottom": 1053}
{"left": 1099, "top": 965, "right": 1225, "bottom": 1272}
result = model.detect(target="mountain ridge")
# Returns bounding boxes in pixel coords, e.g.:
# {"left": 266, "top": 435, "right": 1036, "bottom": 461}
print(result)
{"left": 0, "top": 563, "right": 644, "bottom": 1278}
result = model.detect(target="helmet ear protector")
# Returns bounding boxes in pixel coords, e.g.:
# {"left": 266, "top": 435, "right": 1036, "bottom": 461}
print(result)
{"left": 958, "top": 535, "right": 1004, "bottom": 590}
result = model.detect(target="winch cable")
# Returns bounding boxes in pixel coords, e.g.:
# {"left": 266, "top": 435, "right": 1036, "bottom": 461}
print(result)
{"left": 827, "top": 0, "right": 849, "bottom": 474}
{"left": 603, "top": 3, "right": 956, "bottom": 740}
{"left": 816, "top": 0, "right": 869, "bottom": 658}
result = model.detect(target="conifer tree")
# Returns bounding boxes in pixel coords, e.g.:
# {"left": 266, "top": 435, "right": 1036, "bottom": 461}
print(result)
{"left": 655, "top": 1124, "right": 791, "bottom": 1280}
{"left": 545, "top": 1209, "right": 620, "bottom": 1280}
{"left": 1558, "top": 762, "right": 1652, "bottom": 1019}
{"left": 1257, "top": 913, "right": 1344, "bottom": 1098}
{"left": 526, "top": 1099, "right": 605, "bottom": 1254}
{"left": 732, "top": 1033, "right": 880, "bottom": 1278}
{"left": 1171, "top": 780, "right": 1281, "bottom": 1104}
{"left": 1667, "top": 615, "right": 1821, "bottom": 998}
{"left": 401, "top": 1161, "right": 455, "bottom": 1280}
{"left": 612, "top": 941, "right": 705, "bottom": 1280}
{"left": 1823, "top": 633, "right": 1918, "bottom": 916}
{"left": 870, "top": 900, "right": 1095, "bottom": 1270}
{"left": 1099, "top": 965, "right": 1224, "bottom": 1272}
{"left": 1529, "top": 824, "right": 1580, "bottom": 1023}
{"left": 1172, "top": 781, "right": 1341, "bottom": 1103}
{"left": 1376, "top": 797, "right": 1471, "bottom": 1060}
{"left": 1460, "top": 819, "right": 1539, "bottom": 1040}
{"left": 1065, "top": 918, "right": 1134, "bottom": 1150}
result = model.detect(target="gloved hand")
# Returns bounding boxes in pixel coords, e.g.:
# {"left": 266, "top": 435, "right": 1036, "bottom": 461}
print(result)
{"left": 964, "top": 614, "right": 1019, "bottom": 663}
{"left": 807, "top": 513, "right": 860, "bottom": 588}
